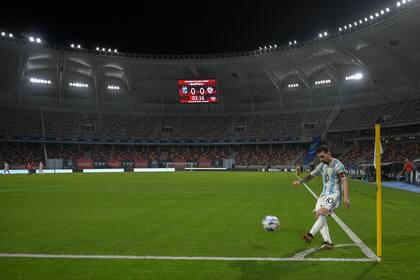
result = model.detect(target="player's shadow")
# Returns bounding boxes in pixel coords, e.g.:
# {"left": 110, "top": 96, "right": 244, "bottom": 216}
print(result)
{"left": 355, "top": 262, "right": 379, "bottom": 280}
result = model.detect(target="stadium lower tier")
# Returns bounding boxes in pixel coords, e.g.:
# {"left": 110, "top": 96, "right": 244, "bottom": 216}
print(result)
{"left": 1, "top": 140, "right": 420, "bottom": 170}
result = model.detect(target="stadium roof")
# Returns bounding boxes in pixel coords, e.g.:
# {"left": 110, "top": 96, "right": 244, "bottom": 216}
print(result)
{"left": 0, "top": 0, "right": 389, "bottom": 54}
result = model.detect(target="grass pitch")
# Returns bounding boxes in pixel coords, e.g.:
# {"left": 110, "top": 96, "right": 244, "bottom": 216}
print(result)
{"left": 0, "top": 172, "right": 419, "bottom": 279}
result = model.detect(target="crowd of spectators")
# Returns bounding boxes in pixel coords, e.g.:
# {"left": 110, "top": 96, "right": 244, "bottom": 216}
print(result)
{"left": 1, "top": 142, "right": 306, "bottom": 169}
{"left": 339, "top": 144, "right": 374, "bottom": 166}
{"left": 339, "top": 141, "right": 420, "bottom": 165}
{"left": 2, "top": 140, "right": 420, "bottom": 170}
{"left": 235, "top": 146, "right": 304, "bottom": 166}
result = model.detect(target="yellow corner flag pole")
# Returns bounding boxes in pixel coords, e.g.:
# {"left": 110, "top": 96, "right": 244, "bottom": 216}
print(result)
{"left": 375, "top": 124, "right": 382, "bottom": 258}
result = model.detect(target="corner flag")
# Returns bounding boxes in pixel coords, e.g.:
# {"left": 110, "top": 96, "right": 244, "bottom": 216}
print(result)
{"left": 374, "top": 124, "right": 383, "bottom": 259}
{"left": 374, "top": 135, "right": 383, "bottom": 169}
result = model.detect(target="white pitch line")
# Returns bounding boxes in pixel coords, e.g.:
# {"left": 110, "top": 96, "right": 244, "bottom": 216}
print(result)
{"left": 0, "top": 253, "right": 375, "bottom": 262}
{"left": 293, "top": 243, "right": 356, "bottom": 259}
{"left": 0, "top": 185, "right": 62, "bottom": 192}
{"left": 294, "top": 173, "right": 379, "bottom": 261}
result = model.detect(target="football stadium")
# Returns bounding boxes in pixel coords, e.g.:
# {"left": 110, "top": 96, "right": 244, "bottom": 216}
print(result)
{"left": 1, "top": 1, "right": 420, "bottom": 279}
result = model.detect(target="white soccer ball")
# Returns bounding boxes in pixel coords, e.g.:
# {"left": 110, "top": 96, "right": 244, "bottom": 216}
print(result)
{"left": 262, "top": 215, "right": 280, "bottom": 232}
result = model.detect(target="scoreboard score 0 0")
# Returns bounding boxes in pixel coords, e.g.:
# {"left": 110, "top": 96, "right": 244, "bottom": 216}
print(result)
{"left": 178, "top": 79, "right": 218, "bottom": 104}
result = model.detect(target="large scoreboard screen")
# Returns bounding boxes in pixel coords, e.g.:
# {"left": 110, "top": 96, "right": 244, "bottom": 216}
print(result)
{"left": 178, "top": 79, "right": 218, "bottom": 104}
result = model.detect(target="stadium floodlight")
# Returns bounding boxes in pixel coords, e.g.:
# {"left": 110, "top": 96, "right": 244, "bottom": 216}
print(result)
{"left": 294, "top": 40, "right": 297, "bottom": 44}
{"left": 35, "top": 38, "right": 41, "bottom": 43}
{"left": 386, "top": 8, "right": 390, "bottom": 12}
{"left": 264, "top": 46, "right": 267, "bottom": 49}
{"left": 324, "top": 32, "right": 328, "bottom": 36}
{"left": 402, "top": 0, "right": 407, "bottom": 4}
{"left": 1, "top": 32, "right": 5, "bottom": 36}
{"left": 30, "top": 77, "right": 52, "bottom": 84}
{"left": 9, "top": 33, "right": 13, "bottom": 38}
{"left": 365, "top": 17, "right": 368, "bottom": 22}
{"left": 354, "top": 22, "right": 358, "bottom": 26}
{"left": 70, "top": 44, "right": 75, "bottom": 48}
{"left": 315, "top": 79, "right": 331, "bottom": 85}
{"left": 29, "top": 36, "right": 35, "bottom": 42}
{"left": 288, "top": 83, "right": 299, "bottom": 88}
{"left": 345, "top": 72, "right": 364, "bottom": 81}
{"left": 380, "top": 10, "right": 385, "bottom": 15}
{"left": 69, "top": 82, "right": 88, "bottom": 88}
{"left": 349, "top": 24, "right": 352, "bottom": 28}
{"left": 107, "top": 85, "right": 120, "bottom": 90}
{"left": 318, "top": 33, "right": 323, "bottom": 38}
{"left": 114, "top": 49, "right": 117, "bottom": 53}
{"left": 108, "top": 48, "right": 112, "bottom": 52}
{"left": 397, "top": 1, "right": 401, "bottom": 7}
{"left": 274, "top": 44, "right": 277, "bottom": 48}
{"left": 370, "top": 15, "right": 374, "bottom": 20}
{"left": 102, "top": 47, "right": 106, "bottom": 51}
{"left": 96, "top": 47, "right": 100, "bottom": 51}
{"left": 359, "top": 19, "right": 363, "bottom": 24}
{"left": 259, "top": 46, "right": 262, "bottom": 50}
{"left": 344, "top": 26, "right": 348, "bottom": 30}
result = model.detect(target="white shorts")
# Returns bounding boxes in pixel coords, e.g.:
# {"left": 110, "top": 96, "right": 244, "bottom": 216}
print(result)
{"left": 314, "top": 193, "right": 341, "bottom": 214}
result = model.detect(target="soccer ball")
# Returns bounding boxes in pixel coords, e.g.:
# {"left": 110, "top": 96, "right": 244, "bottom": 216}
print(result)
{"left": 262, "top": 215, "right": 280, "bottom": 232}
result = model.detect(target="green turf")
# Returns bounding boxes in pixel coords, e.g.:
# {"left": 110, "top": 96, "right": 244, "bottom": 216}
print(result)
{"left": 0, "top": 172, "right": 419, "bottom": 279}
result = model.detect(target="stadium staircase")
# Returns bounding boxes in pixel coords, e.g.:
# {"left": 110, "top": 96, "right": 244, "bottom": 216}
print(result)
{"left": 40, "top": 110, "right": 46, "bottom": 138}
{"left": 338, "top": 146, "right": 352, "bottom": 159}
{"left": 159, "top": 151, "right": 168, "bottom": 161}
{"left": 373, "top": 104, "right": 387, "bottom": 124}
{"left": 229, "top": 151, "right": 238, "bottom": 161}
{"left": 291, "top": 150, "right": 306, "bottom": 165}
{"left": 302, "top": 136, "right": 322, "bottom": 165}
{"left": 322, "top": 105, "right": 341, "bottom": 139}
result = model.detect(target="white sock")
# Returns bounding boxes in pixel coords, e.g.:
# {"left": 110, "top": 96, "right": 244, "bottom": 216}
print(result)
{"left": 320, "top": 223, "right": 332, "bottom": 244}
{"left": 309, "top": 215, "right": 327, "bottom": 237}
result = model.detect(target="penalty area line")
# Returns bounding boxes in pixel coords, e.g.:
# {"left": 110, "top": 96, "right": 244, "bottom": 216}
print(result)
{"left": 0, "top": 253, "right": 375, "bottom": 262}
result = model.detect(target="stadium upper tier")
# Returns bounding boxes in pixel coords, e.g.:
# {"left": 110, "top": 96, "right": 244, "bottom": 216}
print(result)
{"left": 1, "top": 99, "right": 420, "bottom": 143}
{"left": 1, "top": 2, "right": 420, "bottom": 114}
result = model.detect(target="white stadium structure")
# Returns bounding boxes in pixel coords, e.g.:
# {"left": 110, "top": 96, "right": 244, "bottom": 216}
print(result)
{"left": 0, "top": 0, "right": 420, "bottom": 174}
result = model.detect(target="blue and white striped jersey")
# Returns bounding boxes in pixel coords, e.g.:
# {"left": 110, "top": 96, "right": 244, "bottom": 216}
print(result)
{"left": 310, "top": 158, "right": 346, "bottom": 195}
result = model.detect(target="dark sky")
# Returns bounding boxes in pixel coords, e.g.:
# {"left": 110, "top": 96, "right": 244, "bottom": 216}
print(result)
{"left": 0, "top": 0, "right": 391, "bottom": 54}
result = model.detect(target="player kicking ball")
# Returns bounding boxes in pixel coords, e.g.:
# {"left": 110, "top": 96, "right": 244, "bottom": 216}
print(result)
{"left": 292, "top": 145, "right": 350, "bottom": 250}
